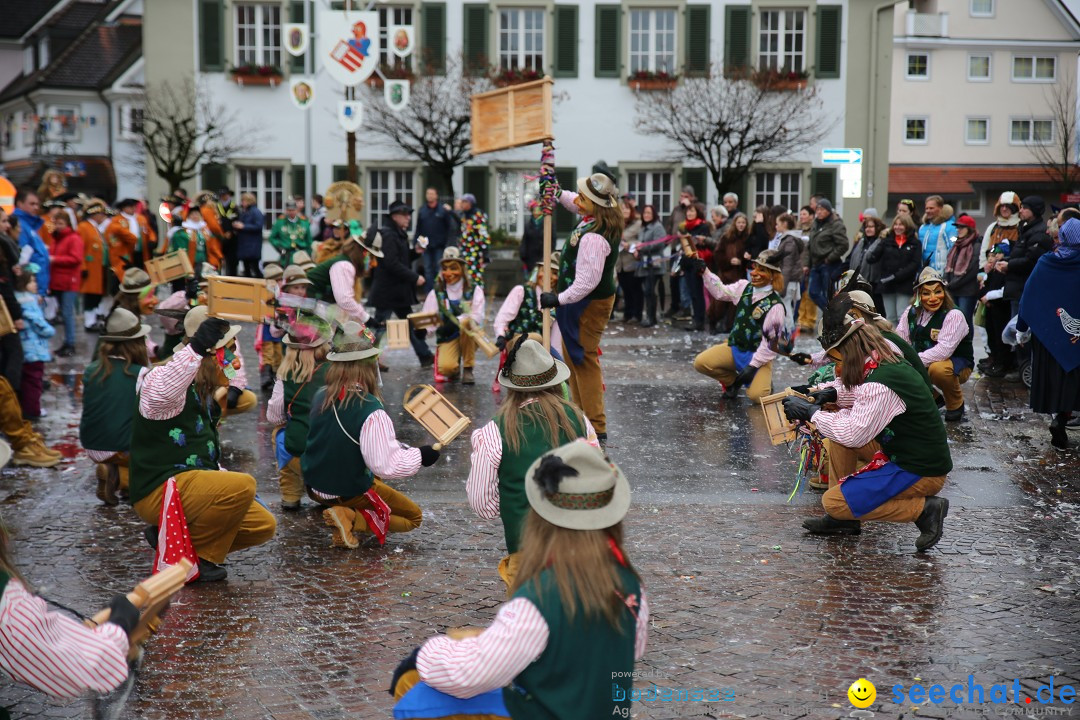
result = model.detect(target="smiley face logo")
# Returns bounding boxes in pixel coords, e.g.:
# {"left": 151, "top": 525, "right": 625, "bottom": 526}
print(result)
{"left": 848, "top": 678, "right": 876, "bottom": 708}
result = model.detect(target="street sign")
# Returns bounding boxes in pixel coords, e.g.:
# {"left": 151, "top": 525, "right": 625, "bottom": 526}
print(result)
{"left": 821, "top": 148, "right": 863, "bottom": 165}
{"left": 841, "top": 164, "right": 862, "bottom": 199}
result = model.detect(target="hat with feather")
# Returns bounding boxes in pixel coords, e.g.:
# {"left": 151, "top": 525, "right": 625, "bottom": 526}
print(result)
{"left": 525, "top": 440, "right": 631, "bottom": 531}
{"left": 819, "top": 293, "right": 866, "bottom": 352}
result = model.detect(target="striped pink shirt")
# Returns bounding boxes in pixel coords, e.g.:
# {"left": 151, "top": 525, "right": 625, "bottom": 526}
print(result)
{"left": 417, "top": 591, "right": 649, "bottom": 698}
{"left": 0, "top": 579, "right": 129, "bottom": 698}
{"left": 813, "top": 378, "right": 907, "bottom": 448}
{"left": 138, "top": 344, "right": 203, "bottom": 420}
{"left": 895, "top": 307, "right": 969, "bottom": 366}
{"left": 329, "top": 260, "right": 370, "bottom": 323}
{"left": 702, "top": 271, "right": 786, "bottom": 367}
{"left": 556, "top": 191, "right": 612, "bottom": 305}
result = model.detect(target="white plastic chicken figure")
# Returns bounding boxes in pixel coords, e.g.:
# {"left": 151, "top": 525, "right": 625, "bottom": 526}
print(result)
{"left": 1058, "top": 307, "right": 1080, "bottom": 343}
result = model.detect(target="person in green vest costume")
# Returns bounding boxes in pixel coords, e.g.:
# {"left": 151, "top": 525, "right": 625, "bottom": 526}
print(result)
{"left": 267, "top": 318, "right": 330, "bottom": 511}
{"left": 169, "top": 209, "right": 220, "bottom": 272}
{"left": 466, "top": 337, "right": 595, "bottom": 590}
{"left": 393, "top": 440, "right": 647, "bottom": 719}
{"left": 539, "top": 173, "right": 625, "bottom": 446}
{"left": 301, "top": 322, "right": 440, "bottom": 548}
{"left": 783, "top": 300, "right": 952, "bottom": 551}
{"left": 269, "top": 198, "right": 312, "bottom": 266}
{"left": 896, "top": 267, "right": 974, "bottom": 422}
{"left": 690, "top": 249, "right": 787, "bottom": 401}
{"left": 305, "top": 223, "right": 377, "bottom": 326}
{"left": 0, "top": 438, "right": 140, "bottom": 700}
{"left": 80, "top": 308, "right": 151, "bottom": 506}
{"left": 491, "top": 253, "right": 562, "bottom": 392}
{"left": 129, "top": 310, "right": 277, "bottom": 582}
{"left": 420, "top": 246, "right": 485, "bottom": 384}
{"left": 109, "top": 267, "right": 161, "bottom": 359}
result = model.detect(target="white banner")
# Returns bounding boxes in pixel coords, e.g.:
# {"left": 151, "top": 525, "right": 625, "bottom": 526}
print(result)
{"left": 319, "top": 10, "right": 380, "bottom": 86}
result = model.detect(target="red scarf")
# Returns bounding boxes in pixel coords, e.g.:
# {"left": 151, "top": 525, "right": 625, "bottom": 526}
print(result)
{"left": 894, "top": 233, "right": 908, "bottom": 248}
{"left": 685, "top": 217, "right": 704, "bottom": 231}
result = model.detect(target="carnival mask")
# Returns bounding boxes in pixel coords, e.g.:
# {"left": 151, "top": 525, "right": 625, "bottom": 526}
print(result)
{"left": 441, "top": 263, "right": 463, "bottom": 285}
{"left": 749, "top": 265, "right": 773, "bottom": 288}
{"left": 918, "top": 283, "right": 946, "bottom": 312}
{"left": 139, "top": 287, "right": 159, "bottom": 315}
{"left": 216, "top": 343, "right": 241, "bottom": 380}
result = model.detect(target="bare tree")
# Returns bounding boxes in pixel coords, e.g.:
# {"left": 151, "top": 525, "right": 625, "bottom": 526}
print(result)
{"left": 138, "top": 79, "right": 262, "bottom": 193}
{"left": 1029, "top": 74, "right": 1080, "bottom": 196}
{"left": 633, "top": 71, "right": 834, "bottom": 197}
{"left": 363, "top": 55, "right": 491, "bottom": 196}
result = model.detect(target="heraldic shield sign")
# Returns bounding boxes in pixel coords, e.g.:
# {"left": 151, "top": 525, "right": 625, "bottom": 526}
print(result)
{"left": 339, "top": 101, "right": 364, "bottom": 132}
{"left": 385, "top": 80, "right": 410, "bottom": 112}
{"left": 320, "top": 10, "right": 380, "bottom": 86}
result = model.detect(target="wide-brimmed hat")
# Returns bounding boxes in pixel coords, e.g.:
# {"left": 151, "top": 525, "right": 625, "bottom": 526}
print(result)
{"left": 356, "top": 229, "right": 384, "bottom": 258}
{"left": 440, "top": 246, "right": 466, "bottom": 269}
{"left": 819, "top": 294, "right": 865, "bottom": 352}
{"left": 183, "top": 305, "right": 241, "bottom": 349}
{"left": 282, "top": 264, "right": 311, "bottom": 287}
{"left": 576, "top": 173, "right": 618, "bottom": 209}
{"left": 83, "top": 199, "right": 108, "bottom": 216}
{"left": 291, "top": 250, "right": 316, "bottom": 268}
{"left": 750, "top": 249, "right": 782, "bottom": 274}
{"left": 525, "top": 440, "right": 631, "bottom": 531}
{"left": 535, "top": 251, "right": 561, "bottom": 273}
{"left": 498, "top": 338, "right": 571, "bottom": 391}
{"left": 388, "top": 199, "right": 413, "bottom": 216}
{"left": 836, "top": 269, "right": 873, "bottom": 296}
{"left": 327, "top": 321, "right": 381, "bottom": 361}
{"left": 100, "top": 308, "right": 151, "bottom": 342}
{"left": 119, "top": 267, "right": 154, "bottom": 294}
{"left": 282, "top": 315, "right": 331, "bottom": 348}
{"left": 847, "top": 290, "right": 882, "bottom": 320}
{"left": 913, "top": 266, "right": 946, "bottom": 290}
{"left": 262, "top": 261, "right": 284, "bottom": 281}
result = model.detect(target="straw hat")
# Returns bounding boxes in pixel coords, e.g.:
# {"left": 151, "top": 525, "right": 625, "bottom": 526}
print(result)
{"left": 100, "top": 308, "right": 151, "bottom": 342}
{"left": 913, "top": 266, "right": 946, "bottom": 290}
{"left": 183, "top": 305, "right": 241, "bottom": 349}
{"left": 818, "top": 294, "right": 865, "bottom": 352}
{"left": 750, "top": 249, "right": 782, "bottom": 274}
{"left": 440, "top": 246, "right": 466, "bottom": 268}
{"left": 525, "top": 440, "right": 631, "bottom": 531}
{"left": 356, "top": 229, "right": 384, "bottom": 258}
{"left": 847, "top": 290, "right": 882, "bottom": 320}
{"left": 282, "top": 264, "right": 312, "bottom": 287}
{"left": 576, "top": 173, "right": 618, "bottom": 209}
{"left": 498, "top": 337, "right": 571, "bottom": 391}
{"left": 327, "top": 321, "right": 381, "bottom": 361}
{"left": 536, "top": 251, "right": 561, "bottom": 273}
{"left": 119, "top": 267, "right": 153, "bottom": 294}
{"left": 263, "top": 261, "right": 284, "bottom": 281}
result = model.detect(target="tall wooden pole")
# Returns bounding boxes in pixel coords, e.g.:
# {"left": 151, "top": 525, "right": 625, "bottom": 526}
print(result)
{"left": 542, "top": 214, "right": 552, "bottom": 350}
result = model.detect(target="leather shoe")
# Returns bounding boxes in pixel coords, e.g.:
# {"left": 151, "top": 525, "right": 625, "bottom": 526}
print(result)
{"left": 944, "top": 403, "right": 965, "bottom": 422}
{"left": 914, "top": 496, "right": 948, "bottom": 551}
{"left": 195, "top": 558, "right": 228, "bottom": 582}
{"left": 802, "top": 515, "right": 862, "bottom": 535}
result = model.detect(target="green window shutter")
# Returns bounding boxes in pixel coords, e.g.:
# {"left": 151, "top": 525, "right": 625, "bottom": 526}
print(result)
{"left": 816, "top": 6, "right": 842, "bottom": 80}
{"left": 684, "top": 5, "right": 710, "bottom": 78}
{"left": 463, "top": 4, "right": 489, "bottom": 76}
{"left": 290, "top": 166, "right": 307, "bottom": 198}
{"left": 594, "top": 6, "right": 620, "bottom": 78}
{"left": 554, "top": 167, "right": 577, "bottom": 238}
{"left": 332, "top": 165, "right": 348, "bottom": 182}
{"left": 289, "top": 2, "right": 306, "bottom": 73}
{"left": 724, "top": 6, "right": 751, "bottom": 76}
{"left": 201, "top": 163, "right": 228, "bottom": 191}
{"left": 198, "top": 0, "right": 225, "bottom": 72}
{"left": 810, "top": 168, "right": 837, "bottom": 202}
{"left": 682, "top": 167, "right": 708, "bottom": 204}
{"left": 420, "top": 3, "right": 447, "bottom": 75}
{"left": 463, "top": 166, "right": 489, "bottom": 214}
{"left": 553, "top": 6, "right": 578, "bottom": 78}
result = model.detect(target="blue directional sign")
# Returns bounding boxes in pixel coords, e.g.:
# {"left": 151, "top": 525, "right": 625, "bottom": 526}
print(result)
{"left": 821, "top": 148, "right": 863, "bottom": 165}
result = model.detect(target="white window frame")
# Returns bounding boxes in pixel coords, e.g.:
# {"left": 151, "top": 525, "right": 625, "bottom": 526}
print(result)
{"left": 905, "top": 52, "right": 930, "bottom": 80}
{"left": 970, "top": 0, "right": 995, "bottom": 17}
{"left": 964, "top": 116, "right": 990, "bottom": 145}
{"left": 494, "top": 168, "right": 539, "bottom": 237}
{"left": 904, "top": 116, "right": 929, "bottom": 145}
{"left": 629, "top": 8, "right": 678, "bottom": 75}
{"left": 237, "top": 167, "right": 284, "bottom": 229}
{"left": 38, "top": 37, "right": 50, "bottom": 69}
{"left": 368, "top": 168, "right": 416, "bottom": 229}
{"left": 754, "top": 171, "right": 802, "bottom": 211}
{"left": 378, "top": 5, "right": 414, "bottom": 72}
{"left": 498, "top": 8, "right": 545, "bottom": 72}
{"left": 625, "top": 169, "right": 675, "bottom": 220}
{"left": 46, "top": 106, "right": 80, "bottom": 141}
{"left": 1011, "top": 55, "right": 1056, "bottom": 82}
{"left": 966, "top": 53, "right": 991, "bottom": 82}
{"left": 758, "top": 9, "right": 806, "bottom": 74}
{"left": 22, "top": 45, "right": 34, "bottom": 76}
{"left": 2, "top": 115, "right": 13, "bottom": 150}
{"left": 234, "top": 3, "right": 282, "bottom": 68}
{"left": 1009, "top": 117, "right": 1054, "bottom": 145}
{"left": 119, "top": 104, "right": 144, "bottom": 141}
{"left": 956, "top": 194, "right": 985, "bottom": 215}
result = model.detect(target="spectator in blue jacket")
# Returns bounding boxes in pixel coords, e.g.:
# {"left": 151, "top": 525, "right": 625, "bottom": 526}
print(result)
{"left": 414, "top": 187, "right": 455, "bottom": 288}
{"left": 12, "top": 188, "right": 49, "bottom": 296}
{"left": 918, "top": 195, "right": 957, "bottom": 273}
{"left": 232, "top": 192, "right": 265, "bottom": 278}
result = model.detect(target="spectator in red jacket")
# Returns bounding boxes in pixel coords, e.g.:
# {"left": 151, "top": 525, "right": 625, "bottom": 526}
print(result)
{"left": 48, "top": 212, "right": 84, "bottom": 357}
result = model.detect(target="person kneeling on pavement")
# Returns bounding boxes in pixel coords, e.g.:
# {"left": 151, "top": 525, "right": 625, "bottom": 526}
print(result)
{"left": 896, "top": 267, "right": 973, "bottom": 422}
{"left": 421, "top": 246, "right": 486, "bottom": 385}
{"left": 129, "top": 312, "right": 277, "bottom": 582}
{"left": 784, "top": 300, "right": 951, "bottom": 552}
{"left": 301, "top": 322, "right": 439, "bottom": 547}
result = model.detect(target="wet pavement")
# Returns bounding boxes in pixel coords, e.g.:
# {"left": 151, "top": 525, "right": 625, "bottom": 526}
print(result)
{"left": 1, "top": 316, "right": 1077, "bottom": 719}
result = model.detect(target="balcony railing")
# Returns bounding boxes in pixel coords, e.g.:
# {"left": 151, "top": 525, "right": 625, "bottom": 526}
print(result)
{"left": 905, "top": 10, "right": 949, "bottom": 37}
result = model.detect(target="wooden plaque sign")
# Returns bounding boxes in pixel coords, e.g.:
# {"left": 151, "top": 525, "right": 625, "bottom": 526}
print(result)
{"left": 470, "top": 77, "right": 554, "bottom": 155}
{"left": 145, "top": 250, "right": 195, "bottom": 285}
{"left": 403, "top": 384, "right": 471, "bottom": 450}
{"left": 207, "top": 276, "right": 273, "bottom": 322}
{"left": 760, "top": 388, "right": 814, "bottom": 446}
{"left": 407, "top": 311, "right": 440, "bottom": 329}
{"left": 385, "top": 319, "right": 411, "bottom": 349}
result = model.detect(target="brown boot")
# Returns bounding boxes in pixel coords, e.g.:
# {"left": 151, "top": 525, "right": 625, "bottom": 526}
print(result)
{"left": 462, "top": 367, "right": 475, "bottom": 385}
{"left": 323, "top": 506, "right": 359, "bottom": 548}
{"left": 33, "top": 435, "right": 62, "bottom": 458}
{"left": 95, "top": 464, "right": 120, "bottom": 506}
{"left": 12, "top": 442, "right": 61, "bottom": 468}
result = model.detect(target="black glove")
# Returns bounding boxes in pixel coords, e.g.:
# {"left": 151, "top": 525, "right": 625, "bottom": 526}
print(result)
{"left": 809, "top": 387, "right": 838, "bottom": 406}
{"left": 185, "top": 277, "right": 200, "bottom": 301}
{"left": 106, "top": 594, "right": 139, "bottom": 639}
{"left": 189, "top": 317, "right": 231, "bottom": 356}
{"left": 733, "top": 364, "right": 757, "bottom": 388}
{"left": 788, "top": 352, "right": 813, "bottom": 366}
{"left": 389, "top": 646, "right": 421, "bottom": 696}
{"left": 790, "top": 384, "right": 812, "bottom": 395}
{"left": 419, "top": 445, "right": 440, "bottom": 467}
{"left": 539, "top": 292, "right": 560, "bottom": 309}
{"left": 367, "top": 317, "right": 386, "bottom": 331}
{"left": 685, "top": 257, "right": 707, "bottom": 276}
{"left": 782, "top": 396, "right": 819, "bottom": 423}
{"left": 495, "top": 335, "right": 508, "bottom": 350}
{"left": 226, "top": 386, "right": 242, "bottom": 409}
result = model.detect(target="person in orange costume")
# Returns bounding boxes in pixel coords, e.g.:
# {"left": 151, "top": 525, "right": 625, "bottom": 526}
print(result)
{"left": 106, "top": 198, "right": 158, "bottom": 277}
{"left": 78, "top": 199, "right": 111, "bottom": 330}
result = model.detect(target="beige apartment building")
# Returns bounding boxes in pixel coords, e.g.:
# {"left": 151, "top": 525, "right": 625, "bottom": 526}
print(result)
{"left": 889, "top": 0, "right": 1080, "bottom": 221}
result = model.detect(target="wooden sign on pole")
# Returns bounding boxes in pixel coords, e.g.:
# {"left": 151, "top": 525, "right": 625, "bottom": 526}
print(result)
{"left": 206, "top": 276, "right": 273, "bottom": 322}
{"left": 470, "top": 77, "right": 553, "bottom": 155}
{"left": 145, "top": 250, "right": 195, "bottom": 285}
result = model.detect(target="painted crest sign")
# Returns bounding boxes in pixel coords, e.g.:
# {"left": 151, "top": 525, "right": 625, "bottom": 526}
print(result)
{"left": 389, "top": 25, "right": 415, "bottom": 58}
{"left": 284, "top": 23, "right": 309, "bottom": 57}
{"left": 385, "top": 80, "right": 410, "bottom": 112}
{"left": 338, "top": 101, "right": 364, "bottom": 132}
{"left": 321, "top": 10, "right": 380, "bottom": 86}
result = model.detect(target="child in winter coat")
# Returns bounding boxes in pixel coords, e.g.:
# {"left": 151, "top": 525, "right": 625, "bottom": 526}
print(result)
{"left": 15, "top": 269, "right": 55, "bottom": 418}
